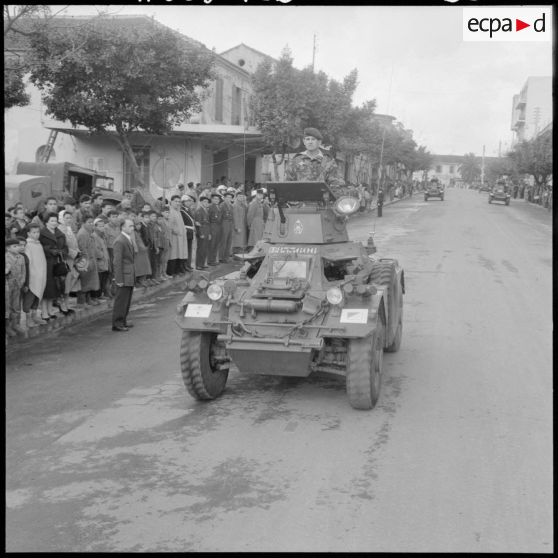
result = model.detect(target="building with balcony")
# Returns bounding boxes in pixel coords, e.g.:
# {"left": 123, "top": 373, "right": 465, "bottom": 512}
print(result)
{"left": 4, "top": 15, "right": 265, "bottom": 196}
{"left": 511, "top": 76, "right": 552, "bottom": 144}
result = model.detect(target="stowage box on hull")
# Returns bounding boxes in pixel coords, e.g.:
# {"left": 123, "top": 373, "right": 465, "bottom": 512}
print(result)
{"left": 228, "top": 348, "right": 313, "bottom": 376}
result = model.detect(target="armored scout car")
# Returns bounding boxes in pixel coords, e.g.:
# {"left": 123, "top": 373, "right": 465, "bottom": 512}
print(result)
{"left": 488, "top": 180, "right": 511, "bottom": 205}
{"left": 424, "top": 177, "right": 444, "bottom": 201}
{"left": 175, "top": 182, "right": 405, "bottom": 410}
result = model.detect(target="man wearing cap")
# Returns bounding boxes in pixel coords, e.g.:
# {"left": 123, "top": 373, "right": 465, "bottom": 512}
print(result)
{"left": 207, "top": 193, "right": 222, "bottom": 266}
{"left": 194, "top": 196, "right": 211, "bottom": 269}
{"left": 220, "top": 190, "right": 235, "bottom": 263}
{"left": 285, "top": 127, "right": 345, "bottom": 197}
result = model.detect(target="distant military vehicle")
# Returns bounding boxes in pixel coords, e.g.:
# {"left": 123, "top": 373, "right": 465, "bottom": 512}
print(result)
{"left": 175, "top": 182, "right": 405, "bottom": 410}
{"left": 424, "top": 177, "right": 444, "bottom": 201}
{"left": 489, "top": 180, "right": 511, "bottom": 205}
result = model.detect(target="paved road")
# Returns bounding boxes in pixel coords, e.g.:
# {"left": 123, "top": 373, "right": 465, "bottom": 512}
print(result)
{"left": 6, "top": 190, "right": 553, "bottom": 552}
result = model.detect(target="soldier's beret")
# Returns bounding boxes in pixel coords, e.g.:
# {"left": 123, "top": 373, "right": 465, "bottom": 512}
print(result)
{"left": 303, "top": 127, "right": 323, "bottom": 141}
{"left": 211, "top": 192, "right": 222, "bottom": 199}
{"left": 224, "top": 191, "right": 235, "bottom": 198}
{"left": 199, "top": 196, "right": 210, "bottom": 202}
{"left": 256, "top": 188, "right": 264, "bottom": 194}
{"left": 187, "top": 182, "right": 194, "bottom": 187}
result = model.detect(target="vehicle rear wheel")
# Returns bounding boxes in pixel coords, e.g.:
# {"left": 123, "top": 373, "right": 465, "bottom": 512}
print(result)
{"left": 180, "top": 331, "right": 228, "bottom": 400}
{"left": 385, "top": 288, "right": 403, "bottom": 353}
{"left": 346, "top": 318, "right": 384, "bottom": 410}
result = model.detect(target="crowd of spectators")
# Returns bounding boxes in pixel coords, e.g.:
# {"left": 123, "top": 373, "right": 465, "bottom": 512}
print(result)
{"left": 4, "top": 179, "right": 282, "bottom": 339}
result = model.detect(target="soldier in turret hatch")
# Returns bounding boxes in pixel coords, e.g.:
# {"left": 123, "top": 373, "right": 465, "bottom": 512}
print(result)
{"left": 285, "top": 127, "right": 345, "bottom": 198}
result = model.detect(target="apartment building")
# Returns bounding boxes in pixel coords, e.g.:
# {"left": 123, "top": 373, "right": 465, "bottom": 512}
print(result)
{"left": 511, "top": 76, "right": 552, "bottom": 144}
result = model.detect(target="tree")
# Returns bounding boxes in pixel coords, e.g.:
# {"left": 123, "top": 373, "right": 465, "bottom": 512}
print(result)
{"left": 251, "top": 48, "right": 361, "bottom": 177}
{"left": 508, "top": 132, "right": 552, "bottom": 189}
{"left": 26, "top": 16, "right": 215, "bottom": 192}
{"left": 458, "top": 152, "right": 481, "bottom": 184}
{"left": 485, "top": 156, "right": 519, "bottom": 184}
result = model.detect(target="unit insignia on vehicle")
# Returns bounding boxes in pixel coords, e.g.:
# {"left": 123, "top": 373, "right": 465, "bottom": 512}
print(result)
{"left": 294, "top": 219, "right": 304, "bottom": 235}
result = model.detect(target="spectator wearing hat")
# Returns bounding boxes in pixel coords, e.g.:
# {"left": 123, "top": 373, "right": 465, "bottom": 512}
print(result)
{"left": 76, "top": 214, "right": 100, "bottom": 306}
{"left": 91, "top": 217, "right": 112, "bottom": 299}
{"left": 104, "top": 210, "right": 121, "bottom": 263}
{"left": 232, "top": 191, "right": 248, "bottom": 254}
{"left": 39, "top": 212, "right": 69, "bottom": 319}
{"left": 115, "top": 191, "right": 134, "bottom": 212}
{"left": 207, "top": 193, "right": 223, "bottom": 266}
{"left": 57, "top": 210, "right": 81, "bottom": 313}
{"left": 194, "top": 196, "right": 211, "bottom": 269}
{"left": 285, "top": 127, "right": 345, "bottom": 197}
{"left": 167, "top": 195, "right": 188, "bottom": 276}
{"left": 5, "top": 237, "right": 28, "bottom": 336}
{"left": 220, "top": 191, "right": 235, "bottom": 263}
{"left": 180, "top": 195, "right": 196, "bottom": 272}
{"left": 247, "top": 189, "right": 266, "bottom": 249}
{"left": 23, "top": 223, "right": 48, "bottom": 327}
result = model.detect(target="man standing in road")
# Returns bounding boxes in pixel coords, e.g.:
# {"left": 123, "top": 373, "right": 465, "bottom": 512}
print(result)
{"left": 111, "top": 218, "right": 136, "bottom": 332}
{"left": 285, "top": 127, "right": 345, "bottom": 197}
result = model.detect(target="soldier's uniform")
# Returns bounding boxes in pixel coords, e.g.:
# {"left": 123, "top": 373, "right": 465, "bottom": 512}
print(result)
{"left": 220, "top": 198, "right": 234, "bottom": 263}
{"left": 207, "top": 199, "right": 222, "bottom": 265}
{"left": 194, "top": 202, "right": 210, "bottom": 269}
{"left": 285, "top": 127, "right": 345, "bottom": 198}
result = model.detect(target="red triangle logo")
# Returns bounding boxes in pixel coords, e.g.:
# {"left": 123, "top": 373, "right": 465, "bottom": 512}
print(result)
{"left": 516, "top": 19, "right": 530, "bottom": 31}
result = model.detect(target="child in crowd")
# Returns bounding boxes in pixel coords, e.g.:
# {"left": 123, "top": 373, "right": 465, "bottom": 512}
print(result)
{"left": 91, "top": 217, "right": 112, "bottom": 299}
{"left": 23, "top": 223, "right": 48, "bottom": 327}
{"left": 5, "top": 237, "right": 28, "bottom": 336}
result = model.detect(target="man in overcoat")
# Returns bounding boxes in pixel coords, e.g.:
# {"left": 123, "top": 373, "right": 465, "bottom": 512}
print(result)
{"left": 194, "top": 196, "right": 211, "bottom": 269}
{"left": 111, "top": 218, "right": 136, "bottom": 332}
{"left": 167, "top": 195, "right": 188, "bottom": 276}
{"left": 207, "top": 193, "right": 222, "bottom": 266}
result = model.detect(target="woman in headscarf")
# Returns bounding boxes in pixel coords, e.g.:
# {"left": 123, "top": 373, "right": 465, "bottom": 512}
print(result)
{"left": 57, "top": 209, "right": 80, "bottom": 314}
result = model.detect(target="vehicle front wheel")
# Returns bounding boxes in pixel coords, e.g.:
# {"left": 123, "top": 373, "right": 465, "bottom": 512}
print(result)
{"left": 346, "top": 319, "right": 384, "bottom": 410}
{"left": 180, "top": 331, "right": 229, "bottom": 400}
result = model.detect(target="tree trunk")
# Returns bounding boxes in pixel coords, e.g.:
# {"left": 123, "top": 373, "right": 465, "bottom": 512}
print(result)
{"left": 272, "top": 150, "right": 286, "bottom": 182}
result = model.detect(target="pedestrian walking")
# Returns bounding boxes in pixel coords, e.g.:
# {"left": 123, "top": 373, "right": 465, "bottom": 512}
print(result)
{"left": 377, "top": 187, "right": 384, "bottom": 218}
{"left": 111, "top": 218, "right": 136, "bottom": 332}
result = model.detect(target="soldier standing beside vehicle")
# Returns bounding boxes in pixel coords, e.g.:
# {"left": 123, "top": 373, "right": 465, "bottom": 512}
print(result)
{"left": 285, "top": 127, "right": 345, "bottom": 197}
{"left": 207, "top": 193, "right": 222, "bottom": 266}
{"left": 194, "top": 196, "right": 211, "bottom": 270}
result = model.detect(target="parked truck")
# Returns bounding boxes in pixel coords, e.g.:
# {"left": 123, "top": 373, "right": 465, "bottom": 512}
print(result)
{"left": 8, "top": 161, "right": 121, "bottom": 212}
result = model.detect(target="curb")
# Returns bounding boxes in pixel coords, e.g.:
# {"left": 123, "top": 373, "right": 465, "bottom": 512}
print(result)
{"left": 6, "top": 263, "right": 241, "bottom": 350}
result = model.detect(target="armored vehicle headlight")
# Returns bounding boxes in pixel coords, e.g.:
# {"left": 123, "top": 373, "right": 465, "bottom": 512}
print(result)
{"left": 326, "top": 287, "right": 343, "bottom": 305}
{"left": 207, "top": 283, "right": 223, "bottom": 301}
{"left": 334, "top": 196, "right": 360, "bottom": 216}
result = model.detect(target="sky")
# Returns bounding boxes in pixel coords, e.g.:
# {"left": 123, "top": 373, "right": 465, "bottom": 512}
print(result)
{"left": 54, "top": 4, "right": 553, "bottom": 157}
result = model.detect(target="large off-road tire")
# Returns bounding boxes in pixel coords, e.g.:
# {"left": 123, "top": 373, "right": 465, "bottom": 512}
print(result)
{"left": 346, "top": 319, "right": 384, "bottom": 410}
{"left": 180, "top": 331, "right": 228, "bottom": 400}
{"left": 385, "top": 301, "right": 402, "bottom": 353}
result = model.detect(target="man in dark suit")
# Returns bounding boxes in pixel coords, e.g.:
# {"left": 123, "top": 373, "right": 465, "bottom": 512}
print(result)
{"left": 111, "top": 218, "right": 136, "bottom": 332}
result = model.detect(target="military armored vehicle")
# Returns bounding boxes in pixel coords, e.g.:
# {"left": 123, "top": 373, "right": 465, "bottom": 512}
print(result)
{"left": 175, "top": 182, "right": 405, "bottom": 410}
{"left": 488, "top": 180, "right": 510, "bottom": 205}
{"left": 424, "top": 177, "right": 444, "bottom": 201}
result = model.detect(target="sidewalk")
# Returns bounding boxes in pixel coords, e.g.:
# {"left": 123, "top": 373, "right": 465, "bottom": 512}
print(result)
{"left": 6, "top": 194, "right": 412, "bottom": 349}
{"left": 6, "top": 261, "right": 241, "bottom": 349}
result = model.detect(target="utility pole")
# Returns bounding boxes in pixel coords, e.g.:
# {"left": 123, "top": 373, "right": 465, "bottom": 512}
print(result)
{"left": 481, "top": 144, "right": 485, "bottom": 185}
{"left": 312, "top": 34, "right": 316, "bottom": 72}
{"left": 498, "top": 140, "right": 501, "bottom": 158}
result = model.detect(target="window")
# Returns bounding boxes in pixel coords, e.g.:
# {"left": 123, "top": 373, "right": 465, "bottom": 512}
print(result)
{"left": 123, "top": 146, "right": 150, "bottom": 190}
{"left": 435, "top": 165, "right": 442, "bottom": 173}
{"left": 449, "top": 165, "right": 455, "bottom": 174}
{"left": 214, "top": 78, "right": 224, "bottom": 122}
{"left": 232, "top": 85, "right": 242, "bottom": 126}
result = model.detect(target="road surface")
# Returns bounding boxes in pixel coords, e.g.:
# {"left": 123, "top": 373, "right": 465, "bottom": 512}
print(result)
{"left": 6, "top": 189, "right": 553, "bottom": 552}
